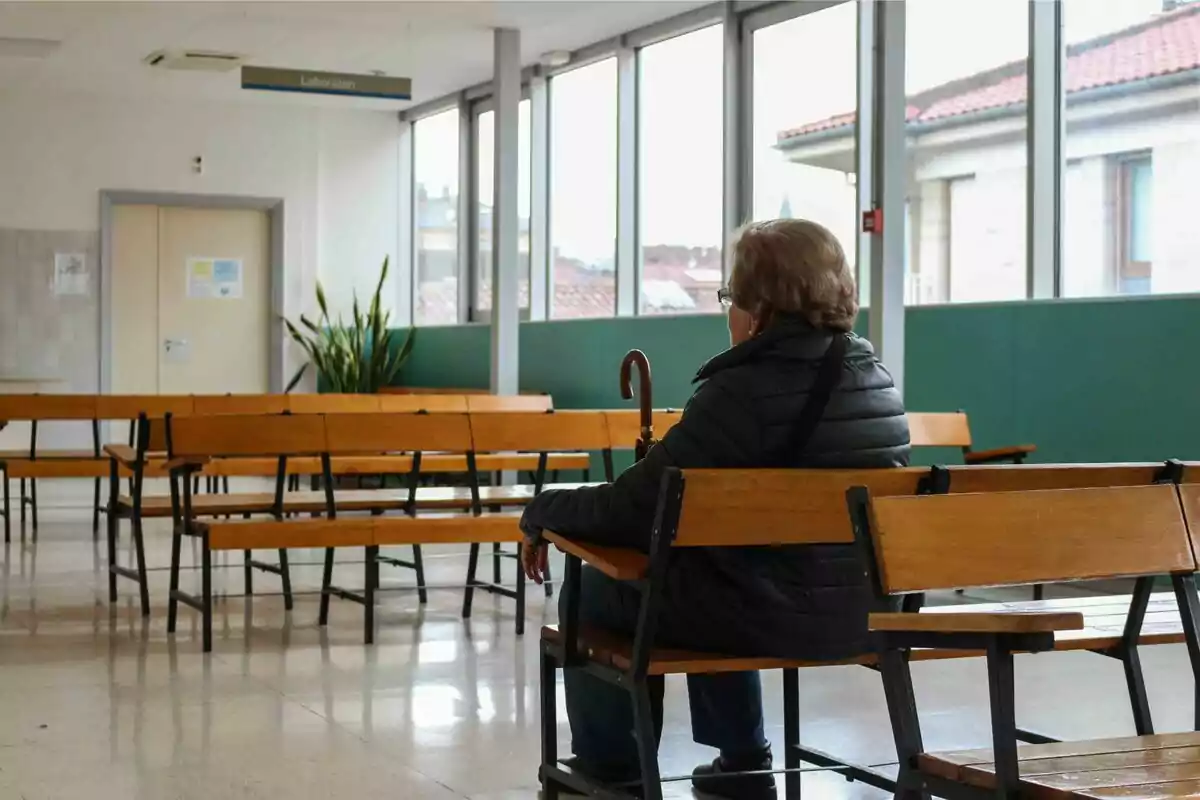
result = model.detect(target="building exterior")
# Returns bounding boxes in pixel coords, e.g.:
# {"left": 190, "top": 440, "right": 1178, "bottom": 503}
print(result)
{"left": 778, "top": 3, "right": 1200, "bottom": 303}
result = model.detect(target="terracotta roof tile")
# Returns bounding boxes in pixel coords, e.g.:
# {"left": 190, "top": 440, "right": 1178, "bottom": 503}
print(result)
{"left": 778, "top": 5, "right": 1200, "bottom": 143}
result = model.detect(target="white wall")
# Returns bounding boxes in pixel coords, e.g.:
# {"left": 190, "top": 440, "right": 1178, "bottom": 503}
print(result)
{"left": 0, "top": 92, "right": 400, "bottom": 386}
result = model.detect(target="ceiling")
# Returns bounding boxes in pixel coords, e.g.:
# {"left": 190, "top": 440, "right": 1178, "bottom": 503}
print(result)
{"left": 0, "top": 1, "right": 710, "bottom": 110}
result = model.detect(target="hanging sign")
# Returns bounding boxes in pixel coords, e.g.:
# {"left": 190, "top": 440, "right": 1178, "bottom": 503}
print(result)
{"left": 242, "top": 66, "right": 412, "bottom": 100}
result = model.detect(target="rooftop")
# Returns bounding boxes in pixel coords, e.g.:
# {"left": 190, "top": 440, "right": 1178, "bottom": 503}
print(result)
{"left": 778, "top": 3, "right": 1200, "bottom": 144}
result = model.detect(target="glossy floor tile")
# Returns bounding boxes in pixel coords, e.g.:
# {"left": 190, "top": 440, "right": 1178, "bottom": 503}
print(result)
{"left": 0, "top": 501, "right": 1194, "bottom": 798}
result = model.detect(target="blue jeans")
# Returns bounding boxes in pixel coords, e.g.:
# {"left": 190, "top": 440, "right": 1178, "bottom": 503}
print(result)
{"left": 563, "top": 565, "right": 768, "bottom": 775}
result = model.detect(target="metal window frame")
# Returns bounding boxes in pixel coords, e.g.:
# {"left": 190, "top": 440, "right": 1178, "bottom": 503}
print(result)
{"left": 1028, "top": 0, "right": 1065, "bottom": 300}
{"left": 403, "top": 0, "right": 880, "bottom": 326}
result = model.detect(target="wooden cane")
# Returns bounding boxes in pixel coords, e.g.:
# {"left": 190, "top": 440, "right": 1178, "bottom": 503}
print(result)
{"left": 619, "top": 349, "right": 654, "bottom": 461}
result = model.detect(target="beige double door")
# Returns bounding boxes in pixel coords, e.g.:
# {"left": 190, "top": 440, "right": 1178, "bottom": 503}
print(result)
{"left": 111, "top": 204, "right": 270, "bottom": 394}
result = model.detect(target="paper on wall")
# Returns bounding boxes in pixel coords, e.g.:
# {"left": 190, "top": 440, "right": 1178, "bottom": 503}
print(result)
{"left": 187, "top": 257, "right": 243, "bottom": 299}
{"left": 53, "top": 252, "right": 88, "bottom": 296}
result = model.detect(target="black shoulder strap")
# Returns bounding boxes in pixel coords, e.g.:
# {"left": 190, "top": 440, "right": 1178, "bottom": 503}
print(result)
{"left": 780, "top": 333, "right": 849, "bottom": 462}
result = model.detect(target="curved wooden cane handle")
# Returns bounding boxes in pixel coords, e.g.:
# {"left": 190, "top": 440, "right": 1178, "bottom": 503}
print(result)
{"left": 619, "top": 349, "right": 654, "bottom": 461}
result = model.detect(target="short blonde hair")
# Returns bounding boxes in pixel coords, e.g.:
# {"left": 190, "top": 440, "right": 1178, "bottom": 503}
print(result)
{"left": 729, "top": 219, "right": 858, "bottom": 332}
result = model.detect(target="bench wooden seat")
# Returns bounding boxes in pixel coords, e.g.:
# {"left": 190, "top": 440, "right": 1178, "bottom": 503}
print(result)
{"left": 119, "top": 482, "right": 593, "bottom": 518}
{"left": 541, "top": 624, "right": 857, "bottom": 674}
{"left": 196, "top": 451, "right": 589, "bottom": 477}
{"left": 919, "top": 732, "right": 1200, "bottom": 798}
{"left": 923, "top": 594, "right": 1188, "bottom": 651}
{"left": 0, "top": 449, "right": 98, "bottom": 459}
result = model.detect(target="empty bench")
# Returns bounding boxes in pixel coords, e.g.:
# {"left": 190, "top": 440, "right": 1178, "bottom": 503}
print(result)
{"left": 852, "top": 481, "right": 1200, "bottom": 800}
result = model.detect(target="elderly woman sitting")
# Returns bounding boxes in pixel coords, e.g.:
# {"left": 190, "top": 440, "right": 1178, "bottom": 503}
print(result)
{"left": 520, "top": 219, "right": 909, "bottom": 799}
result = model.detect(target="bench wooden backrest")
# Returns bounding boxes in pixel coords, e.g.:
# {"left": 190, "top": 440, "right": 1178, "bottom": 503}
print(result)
{"left": 376, "top": 394, "right": 470, "bottom": 413}
{"left": 604, "top": 409, "right": 684, "bottom": 451}
{"left": 907, "top": 412, "right": 972, "bottom": 448}
{"left": 286, "top": 393, "right": 384, "bottom": 414}
{"left": 863, "top": 485, "right": 1195, "bottom": 594}
{"left": 942, "top": 462, "right": 1167, "bottom": 493}
{"left": 469, "top": 411, "right": 611, "bottom": 453}
{"left": 1183, "top": 483, "right": 1200, "bottom": 565}
{"left": 324, "top": 412, "right": 474, "bottom": 454}
{"left": 0, "top": 394, "right": 98, "bottom": 421}
{"left": 96, "top": 395, "right": 196, "bottom": 420}
{"left": 191, "top": 394, "right": 290, "bottom": 415}
{"left": 169, "top": 413, "right": 327, "bottom": 458}
{"left": 671, "top": 467, "right": 930, "bottom": 548}
{"left": 465, "top": 394, "right": 554, "bottom": 413}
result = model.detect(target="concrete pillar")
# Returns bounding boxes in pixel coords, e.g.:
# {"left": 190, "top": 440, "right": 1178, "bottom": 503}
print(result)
{"left": 490, "top": 28, "right": 520, "bottom": 394}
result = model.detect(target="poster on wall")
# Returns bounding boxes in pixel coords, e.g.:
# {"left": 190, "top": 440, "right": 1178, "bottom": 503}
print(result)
{"left": 187, "top": 257, "right": 243, "bottom": 299}
{"left": 53, "top": 252, "right": 88, "bottom": 296}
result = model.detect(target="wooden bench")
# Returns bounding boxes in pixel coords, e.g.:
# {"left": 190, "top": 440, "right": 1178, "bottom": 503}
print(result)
{"left": 180, "top": 512, "right": 524, "bottom": 651}
{"left": 909, "top": 410, "right": 1037, "bottom": 463}
{"left": 538, "top": 461, "right": 1198, "bottom": 799}
{"left": 851, "top": 482, "right": 1200, "bottom": 800}
{"left": 141, "top": 410, "right": 598, "bottom": 644}
{"left": 539, "top": 466, "right": 932, "bottom": 800}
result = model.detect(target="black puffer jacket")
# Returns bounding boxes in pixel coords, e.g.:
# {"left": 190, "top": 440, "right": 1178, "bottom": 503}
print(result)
{"left": 521, "top": 318, "right": 909, "bottom": 660}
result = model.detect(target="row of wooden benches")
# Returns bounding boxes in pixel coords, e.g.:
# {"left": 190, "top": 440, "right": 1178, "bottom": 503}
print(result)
{"left": 98, "top": 408, "right": 1036, "bottom": 640}
{"left": 538, "top": 462, "right": 1200, "bottom": 800}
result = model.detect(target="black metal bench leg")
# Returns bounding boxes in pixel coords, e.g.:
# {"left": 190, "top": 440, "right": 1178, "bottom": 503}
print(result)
{"left": 92, "top": 477, "right": 101, "bottom": 538}
{"left": 29, "top": 478, "right": 38, "bottom": 534}
{"left": 318, "top": 547, "right": 335, "bottom": 626}
{"left": 1123, "top": 645, "right": 1155, "bottom": 735}
{"left": 364, "top": 545, "right": 378, "bottom": 645}
{"left": 783, "top": 668, "right": 800, "bottom": 800}
{"left": 106, "top": 471, "right": 118, "bottom": 604}
{"left": 632, "top": 682, "right": 663, "bottom": 800}
{"left": 201, "top": 532, "right": 213, "bottom": 653}
{"left": 1033, "top": 583, "right": 1045, "bottom": 601}
{"left": 132, "top": 517, "right": 150, "bottom": 617}
{"left": 540, "top": 647, "right": 559, "bottom": 800}
{"left": 3, "top": 467, "right": 10, "bottom": 544}
{"left": 19, "top": 478, "right": 25, "bottom": 525}
{"left": 244, "top": 550, "right": 253, "bottom": 596}
{"left": 278, "top": 549, "right": 293, "bottom": 611}
{"left": 492, "top": 541, "right": 502, "bottom": 584}
{"left": 515, "top": 550, "right": 526, "bottom": 636}
{"left": 412, "top": 544, "right": 428, "bottom": 604}
{"left": 462, "top": 543, "right": 480, "bottom": 619}
{"left": 167, "top": 524, "right": 183, "bottom": 634}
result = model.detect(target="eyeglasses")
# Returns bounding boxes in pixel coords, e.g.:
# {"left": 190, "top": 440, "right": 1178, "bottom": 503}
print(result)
{"left": 717, "top": 286, "right": 732, "bottom": 309}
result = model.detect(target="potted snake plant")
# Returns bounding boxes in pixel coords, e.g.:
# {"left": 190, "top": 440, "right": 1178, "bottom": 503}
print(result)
{"left": 283, "top": 256, "right": 415, "bottom": 393}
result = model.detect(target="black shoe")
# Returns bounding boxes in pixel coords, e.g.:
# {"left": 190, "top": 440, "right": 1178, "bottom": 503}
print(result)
{"left": 555, "top": 756, "right": 644, "bottom": 798}
{"left": 692, "top": 751, "right": 777, "bottom": 800}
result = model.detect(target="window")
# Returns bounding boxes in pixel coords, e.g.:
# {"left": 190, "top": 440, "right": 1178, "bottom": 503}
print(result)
{"left": 905, "top": 0, "right": 1028, "bottom": 304}
{"left": 474, "top": 100, "right": 532, "bottom": 316}
{"left": 1117, "top": 156, "right": 1153, "bottom": 295}
{"left": 754, "top": 4, "right": 859, "bottom": 290}
{"left": 1062, "top": 1, "right": 1196, "bottom": 297}
{"left": 549, "top": 58, "right": 618, "bottom": 319}
{"left": 639, "top": 25, "right": 724, "bottom": 316}
{"left": 413, "top": 108, "right": 460, "bottom": 325}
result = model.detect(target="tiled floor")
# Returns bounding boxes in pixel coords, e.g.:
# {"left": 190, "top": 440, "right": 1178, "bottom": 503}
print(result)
{"left": 0, "top": 501, "right": 1195, "bottom": 799}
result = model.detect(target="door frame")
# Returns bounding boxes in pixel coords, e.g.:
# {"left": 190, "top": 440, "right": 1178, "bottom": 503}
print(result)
{"left": 98, "top": 190, "right": 286, "bottom": 393}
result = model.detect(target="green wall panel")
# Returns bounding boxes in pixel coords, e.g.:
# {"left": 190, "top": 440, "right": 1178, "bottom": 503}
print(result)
{"left": 392, "top": 296, "right": 1200, "bottom": 464}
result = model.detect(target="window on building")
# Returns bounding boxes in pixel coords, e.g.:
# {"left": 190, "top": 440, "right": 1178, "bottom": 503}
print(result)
{"left": 1117, "top": 155, "right": 1153, "bottom": 295}
{"left": 905, "top": 0, "right": 1029, "bottom": 304}
{"left": 1062, "top": 0, "right": 1194, "bottom": 297}
{"left": 550, "top": 58, "right": 618, "bottom": 319}
{"left": 755, "top": 4, "right": 859, "bottom": 293}
{"left": 414, "top": 108, "right": 460, "bottom": 325}
{"left": 639, "top": 25, "right": 724, "bottom": 316}
{"left": 474, "top": 100, "right": 532, "bottom": 317}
